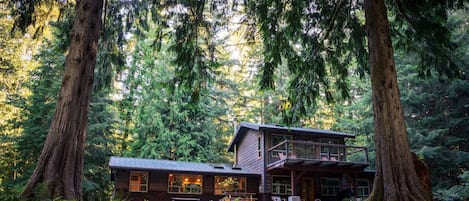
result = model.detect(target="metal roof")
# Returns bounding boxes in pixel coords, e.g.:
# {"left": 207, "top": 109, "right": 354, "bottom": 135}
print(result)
{"left": 109, "top": 156, "right": 259, "bottom": 176}
{"left": 227, "top": 122, "right": 355, "bottom": 152}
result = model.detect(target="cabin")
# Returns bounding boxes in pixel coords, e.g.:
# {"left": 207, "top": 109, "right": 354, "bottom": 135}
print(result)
{"left": 228, "top": 122, "right": 374, "bottom": 201}
{"left": 109, "top": 122, "right": 374, "bottom": 201}
{"left": 109, "top": 157, "right": 261, "bottom": 201}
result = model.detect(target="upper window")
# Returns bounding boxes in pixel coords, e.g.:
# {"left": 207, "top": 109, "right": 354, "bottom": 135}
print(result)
{"left": 321, "top": 177, "right": 340, "bottom": 196}
{"left": 357, "top": 179, "right": 370, "bottom": 197}
{"left": 129, "top": 171, "right": 148, "bottom": 192}
{"left": 319, "top": 139, "right": 340, "bottom": 161}
{"left": 257, "top": 135, "right": 262, "bottom": 158}
{"left": 272, "top": 176, "right": 291, "bottom": 195}
{"left": 168, "top": 174, "right": 202, "bottom": 194}
{"left": 214, "top": 176, "right": 247, "bottom": 195}
{"left": 271, "top": 135, "right": 293, "bottom": 157}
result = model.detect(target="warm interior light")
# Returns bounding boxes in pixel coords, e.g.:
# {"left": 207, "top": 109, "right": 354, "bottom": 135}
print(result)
{"left": 196, "top": 178, "right": 201, "bottom": 182}
{"left": 185, "top": 178, "right": 189, "bottom": 182}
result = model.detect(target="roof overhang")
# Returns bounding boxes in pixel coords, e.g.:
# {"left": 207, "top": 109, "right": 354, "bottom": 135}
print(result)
{"left": 109, "top": 156, "right": 259, "bottom": 176}
{"left": 227, "top": 122, "right": 355, "bottom": 152}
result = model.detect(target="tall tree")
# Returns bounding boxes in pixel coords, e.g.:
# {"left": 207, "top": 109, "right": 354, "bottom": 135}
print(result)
{"left": 19, "top": 0, "right": 104, "bottom": 199}
{"left": 364, "top": 0, "right": 428, "bottom": 200}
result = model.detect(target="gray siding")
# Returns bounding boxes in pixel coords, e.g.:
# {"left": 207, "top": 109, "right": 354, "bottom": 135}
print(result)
{"left": 237, "top": 130, "right": 264, "bottom": 173}
{"left": 236, "top": 130, "right": 265, "bottom": 192}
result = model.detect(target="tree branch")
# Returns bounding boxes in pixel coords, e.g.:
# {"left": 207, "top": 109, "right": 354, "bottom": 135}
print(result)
{"left": 320, "top": 0, "right": 347, "bottom": 41}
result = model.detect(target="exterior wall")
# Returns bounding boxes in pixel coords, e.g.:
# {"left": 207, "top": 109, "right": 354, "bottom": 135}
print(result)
{"left": 234, "top": 128, "right": 350, "bottom": 195}
{"left": 237, "top": 130, "right": 264, "bottom": 173}
{"left": 113, "top": 169, "right": 260, "bottom": 201}
{"left": 267, "top": 171, "right": 374, "bottom": 201}
{"left": 236, "top": 129, "right": 265, "bottom": 192}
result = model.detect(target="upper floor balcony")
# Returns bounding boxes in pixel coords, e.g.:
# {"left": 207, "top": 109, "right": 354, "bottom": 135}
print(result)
{"left": 267, "top": 140, "right": 369, "bottom": 171}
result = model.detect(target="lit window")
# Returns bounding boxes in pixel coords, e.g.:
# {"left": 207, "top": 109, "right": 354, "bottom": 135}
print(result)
{"left": 129, "top": 171, "right": 148, "bottom": 192}
{"left": 168, "top": 174, "right": 203, "bottom": 194}
{"left": 357, "top": 179, "right": 370, "bottom": 197}
{"left": 272, "top": 176, "right": 291, "bottom": 195}
{"left": 215, "top": 176, "right": 247, "bottom": 195}
{"left": 321, "top": 177, "right": 340, "bottom": 196}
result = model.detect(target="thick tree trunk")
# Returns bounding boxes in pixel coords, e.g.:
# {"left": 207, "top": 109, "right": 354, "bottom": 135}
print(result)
{"left": 364, "top": 0, "right": 431, "bottom": 201}
{"left": 21, "top": 0, "right": 103, "bottom": 200}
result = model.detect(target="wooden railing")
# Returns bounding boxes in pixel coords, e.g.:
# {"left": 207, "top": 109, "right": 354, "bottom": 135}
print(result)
{"left": 267, "top": 140, "right": 369, "bottom": 165}
{"left": 219, "top": 192, "right": 257, "bottom": 201}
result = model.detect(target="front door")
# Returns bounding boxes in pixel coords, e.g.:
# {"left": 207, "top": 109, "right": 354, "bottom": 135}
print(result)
{"left": 300, "top": 177, "right": 315, "bottom": 201}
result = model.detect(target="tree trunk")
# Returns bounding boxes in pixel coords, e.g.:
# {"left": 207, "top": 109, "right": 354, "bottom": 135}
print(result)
{"left": 21, "top": 0, "right": 103, "bottom": 200}
{"left": 364, "top": 0, "right": 431, "bottom": 201}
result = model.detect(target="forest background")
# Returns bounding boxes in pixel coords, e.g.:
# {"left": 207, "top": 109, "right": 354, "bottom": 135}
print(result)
{"left": 0, "top": 1, "right": 467, "bottom": 201}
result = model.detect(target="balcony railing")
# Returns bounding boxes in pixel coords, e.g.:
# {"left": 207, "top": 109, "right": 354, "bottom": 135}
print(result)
{"left": 267, "top": 140, "right": 369, "bottom": 168}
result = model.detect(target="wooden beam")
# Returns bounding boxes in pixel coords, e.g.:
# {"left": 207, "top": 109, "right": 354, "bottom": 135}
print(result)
{"left": 291, "top": 170, "right": 296, "bottom": 196}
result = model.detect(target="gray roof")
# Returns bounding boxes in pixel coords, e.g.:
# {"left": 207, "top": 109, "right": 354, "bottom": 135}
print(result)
{"left": 228, "top": 122, "right": 355, "bottom": 151}
{"left": 109, "top": 156, "right": 259, "bottom": 176}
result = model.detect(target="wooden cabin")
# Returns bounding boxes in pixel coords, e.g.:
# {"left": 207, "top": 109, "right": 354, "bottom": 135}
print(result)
{"left": 227, "top": 122, "right": 373, "bottom": 201}
{"left": 109, "top": 122, "right": 374, "bottom": 201}
{"left": 109, "top": 157, "right": 260, "bottom": 201}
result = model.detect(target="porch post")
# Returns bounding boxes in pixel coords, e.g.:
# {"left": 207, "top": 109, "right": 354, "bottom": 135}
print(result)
{"left": 291, "top": 170, "right": 296, "bottom": 196}
{"left": 354, "top": 172, "right": 358, "bottom": 200}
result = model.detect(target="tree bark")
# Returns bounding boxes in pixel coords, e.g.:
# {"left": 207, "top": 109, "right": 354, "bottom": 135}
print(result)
{"left": 21, "top": 0, "right": 103, "bottom": 200}
{"left": 364, "top": 0, "right": 431, "bottom": 201}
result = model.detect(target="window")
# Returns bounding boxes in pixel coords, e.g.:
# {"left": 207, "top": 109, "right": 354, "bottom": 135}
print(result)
{"left": 214, "top": 176, "right": 247, "bottom": 195}
{"left": 357, "top": 179, "right": 370, "bottom": 197}
{"left": 321, "top": 177, "right": 340, "bottom": 196}
{"left": 320, "top": 139, "right": 339, "bottom": 161}
{"left": 129, "top": 171, "right": 148, "bottom": 192}
{"left": 272, "top": 176, "right": 291, "bottom": 195}
{"left": 271, "top": 135, "right": 293, "bottom": 157}
{"left": 257, "top": 135, "right": 262, "bottom": 158}
{"left": 168, "top": 174, "right": 202, "bottom": 194}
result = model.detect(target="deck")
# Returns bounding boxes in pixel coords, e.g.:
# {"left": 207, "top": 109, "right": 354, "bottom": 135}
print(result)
{"left": 267, "top": 140, "right": 369, "bottom": 171}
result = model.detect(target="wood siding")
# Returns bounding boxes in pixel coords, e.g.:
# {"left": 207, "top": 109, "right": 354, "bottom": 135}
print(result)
{"left": 113, "top": 169, "right": 260, "bottom": 201}
{"left": 237, "top": 130, "right": 264, "bottom": 173}
{"left": 236, "top": 130, "right": 265, "bottom": 192}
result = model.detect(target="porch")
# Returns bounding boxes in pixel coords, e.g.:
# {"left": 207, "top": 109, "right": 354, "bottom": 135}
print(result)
{"left": 267, "top": 140, "right": 369, "bottom": 171}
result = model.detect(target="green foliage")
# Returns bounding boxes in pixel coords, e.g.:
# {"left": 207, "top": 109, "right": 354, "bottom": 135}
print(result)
{"left": 434, "top": 171, "right": 469, "bottom": 201}
{"left": 121, "top": 25, "right": 230, "bottom": 163}
{"left": 395, "top": 6, "right": 469, "bottom": 194}
{"left": 246, "top": 0, "right": 368, "bottom": 123}
{"left": 388, "top": 0, "right": 464, "bottom": 78}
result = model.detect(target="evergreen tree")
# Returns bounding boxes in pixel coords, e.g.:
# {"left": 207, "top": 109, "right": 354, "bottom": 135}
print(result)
{"left": 6, "top": 7, "right": 120, "bottom": 200}
{"left": 0, "top": 2, "right": 40, "bottom": 198}
{"left": 121, "top": 25, "right": 229, "bottom": 163}
{"left": 397, "top": 6, "right": 469, "bottom": 198}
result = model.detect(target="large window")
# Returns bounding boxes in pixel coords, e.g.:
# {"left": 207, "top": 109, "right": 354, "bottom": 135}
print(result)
{"left": 272, "top": 176, "right": 291, "bottom": 195}
{"left": 321, "top": 177, "right": 340, "bottom": 196}
{"left": 129, "top": 171, "right": 148, "bottom": 192}
{"left": 271, "top": 135, "right": 293, "bottom": 157}
{"left": 357, "top": 179, "right": 370, "bottom": 197}
{"left": 320, "top": 139, "right": 339, "bottom": 161}
{"left": 214, "top": 176, "right": 247, "bottom": 195}
{"left": 168, "top": 174, "right": 202, "bottom": 194}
